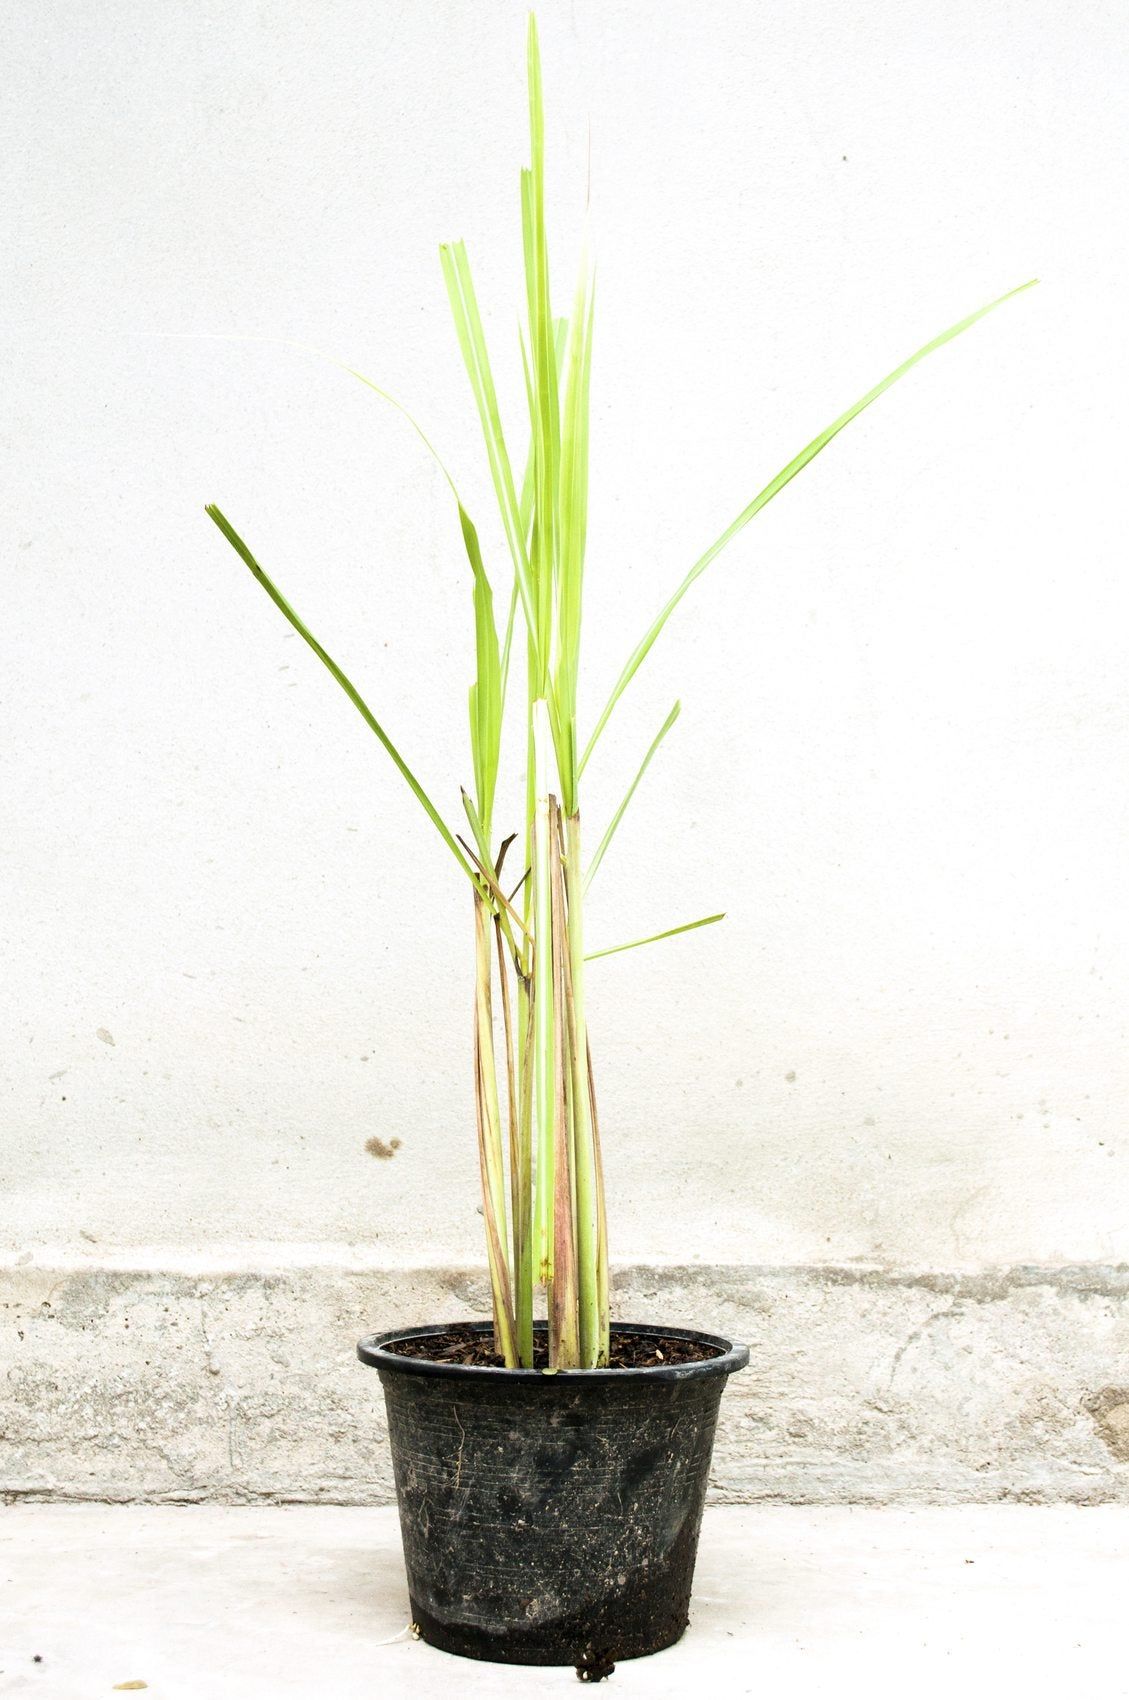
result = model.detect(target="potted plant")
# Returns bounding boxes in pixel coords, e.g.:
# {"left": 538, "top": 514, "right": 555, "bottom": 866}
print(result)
{"left": 204, "top": 14, "right": 1033, "bottom": 1673}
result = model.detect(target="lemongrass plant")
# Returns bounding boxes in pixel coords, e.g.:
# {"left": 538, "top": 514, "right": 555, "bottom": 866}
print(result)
{"left": 206, "top": 16, "right": 1034, "bottom": 1370}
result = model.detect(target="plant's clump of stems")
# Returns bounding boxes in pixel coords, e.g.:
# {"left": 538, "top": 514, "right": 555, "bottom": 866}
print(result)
{"left": 204, "top": 15, "right": 1035, "bottom": 1369}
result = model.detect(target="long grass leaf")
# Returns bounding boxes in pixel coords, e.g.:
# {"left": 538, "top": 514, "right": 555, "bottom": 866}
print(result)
{"left": 440, "top": 241, "right": 537, "bottom": 650}
{"left": 583, "top": 700, "right": 680, "bottom": 893}
{"left": 187, "top": 337, "right": 511, "bottom": 825}
{"left": 555, "top": 251, "right": 595, "bottom": 811}
{"left": 585, "top": 912, "right": 726, "bottom": 962}
{"left": 580, "top": 278, "right": 1039, "bottom": 772}
{"left": 205, "top": 504, "right": 476, "bottom": 884}
{"left": 523, "top": 15, "right": 561, "bottom": 692}
{"left": 501, "top": 319, "right": 566, "bottom": 710}
{"left": 145, "top": 330, "right": 465, "bottom": 505}
{"left": 458, "top": 506, "right": 502, "bottom": 832}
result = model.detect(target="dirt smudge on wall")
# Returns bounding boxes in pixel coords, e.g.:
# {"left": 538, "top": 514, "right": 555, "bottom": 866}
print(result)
{"left": 1085, "top": 1388, "right": 1129, "bottom": 1461}
{"left": 365, "top": 1137, "right": 402, "bottom": 1160}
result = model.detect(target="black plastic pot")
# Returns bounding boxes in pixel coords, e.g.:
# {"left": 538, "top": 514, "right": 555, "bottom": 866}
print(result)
{"left": 357, "top": 1320, "right": 748, "bottom": 1667}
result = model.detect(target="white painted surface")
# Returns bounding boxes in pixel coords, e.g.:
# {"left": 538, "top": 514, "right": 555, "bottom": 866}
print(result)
{"left": 2, "top": 1505, "right": 1126, "bottom": 1698}
{"left": 2, "top": 0, "right": 1126, "bottom": 1269}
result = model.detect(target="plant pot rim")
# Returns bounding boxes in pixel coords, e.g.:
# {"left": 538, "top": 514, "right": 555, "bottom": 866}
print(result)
{"left": 357, "top": 1319, "right": 749, "bottom": 1383}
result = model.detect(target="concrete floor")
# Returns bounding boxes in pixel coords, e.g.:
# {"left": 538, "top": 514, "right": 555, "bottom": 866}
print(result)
{"left": 0, "top": 1505, "right": 1124, "bottom": 1699}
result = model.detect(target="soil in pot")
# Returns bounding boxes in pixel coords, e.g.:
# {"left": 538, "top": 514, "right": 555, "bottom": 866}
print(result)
{"left": 383, "top": 1322, "right": 722, "bottom": 1370}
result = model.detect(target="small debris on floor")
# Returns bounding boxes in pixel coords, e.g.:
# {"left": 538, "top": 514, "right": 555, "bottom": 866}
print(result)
{"left": 576, "top": 1652, "right": 615, "bottom": 1681}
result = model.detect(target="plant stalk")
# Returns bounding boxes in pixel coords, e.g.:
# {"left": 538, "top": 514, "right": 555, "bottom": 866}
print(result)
{"left": 531, "top": 698, "right": 556, "bottom": 1286}
{"left": 547, "top": 797, "right": 579, "bottom": 1365}
{"left": 586, "top": 1035, "right": 610, "bottom": 1356}
{"left": 472, "top": 892, "right": 517, "bottom": 1365}
{"left": 514, "top": 974, "right": 535, "bottom": 1364}
{"left": 563, "top": 811, "right": 606, "bottom": 1365}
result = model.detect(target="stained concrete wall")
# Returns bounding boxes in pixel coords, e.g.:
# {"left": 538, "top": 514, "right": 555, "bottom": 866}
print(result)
{"left": 6, "top": 1260, "right": 1129, "bottom": 1504}
{"left": 3, "top": 0, "right": 1127, "bottom": 1501}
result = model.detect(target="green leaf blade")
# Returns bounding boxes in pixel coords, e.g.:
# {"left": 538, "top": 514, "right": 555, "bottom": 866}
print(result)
{"left": 555, "top": 252, "right": 595, "bottom": 812}
{"left": 204, "top": 504, "right": 476, "bottom": 885}
{"left": 580, "top": 278, "right": 1039, "bottom": 772}
{"left": 522, "top": 15, "right": 562, "bottom": 697}
{"left": 585, "top": 912, "right": 726, "bottom": 962}
{"left": 457, "top": 504, "right": 502, "bottom": 833}
{"left": 440, "top": 240, "right": 538, "bottom": 663}
{"left": 583, "top": 699, "right": 680, "bottom": 893}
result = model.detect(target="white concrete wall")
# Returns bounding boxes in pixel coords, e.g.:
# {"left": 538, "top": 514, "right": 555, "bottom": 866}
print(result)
{"left": 2, "top": 0, "right": 1128, "bottom": 1500}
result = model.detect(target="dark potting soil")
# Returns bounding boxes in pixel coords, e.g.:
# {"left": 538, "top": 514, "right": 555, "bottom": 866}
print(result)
{"left": 383, "top": 1323, "right": 722, "bottom": 1369}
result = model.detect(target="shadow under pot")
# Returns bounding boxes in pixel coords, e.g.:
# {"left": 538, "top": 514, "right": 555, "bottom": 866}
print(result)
{"left": 357, "top": 1319, "right": 749, "bottom": 1669}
